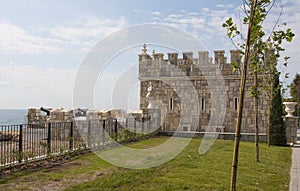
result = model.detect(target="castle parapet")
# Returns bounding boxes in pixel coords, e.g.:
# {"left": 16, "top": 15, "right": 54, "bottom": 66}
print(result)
{"left": 214, "top": 50, "right": 226, "bottom": 65}
{"left": 183, "top": 52, "right": 193, "bottom": 60}
{"left": 138, "top": 44, "right": 243, "bottom": 78}
{"left": 152, "top": 53, "right": 164, "bottom": 60}
{"left": 198, "top": 51, "right": 209, "bottom": 65}
{"left": 167, "top": 52, "right": 178, "bottom": 65}
{"left": 230, "top": 50, "right": 241, "bottom": 64}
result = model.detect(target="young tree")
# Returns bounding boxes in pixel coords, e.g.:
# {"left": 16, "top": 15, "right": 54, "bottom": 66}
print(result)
{"left": 222, "top": 0, "right": 294, "bottom": 190}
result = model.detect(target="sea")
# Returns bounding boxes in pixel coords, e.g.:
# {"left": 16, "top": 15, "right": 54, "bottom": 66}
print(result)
{"left": 0, "top": 109, "right": 27, "bottom": 127}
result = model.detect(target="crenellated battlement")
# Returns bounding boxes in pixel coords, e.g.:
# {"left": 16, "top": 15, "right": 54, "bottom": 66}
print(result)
{"left": 139, "top": 45, "right": 242, "bottom": 79}
{"left": 139, "top": 45, "right": 240, "bottom": 65}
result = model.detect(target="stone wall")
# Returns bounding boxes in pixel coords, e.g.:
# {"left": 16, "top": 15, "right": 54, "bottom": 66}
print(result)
{"left": 27, "top": 108, "right": 74, "bottom": 124}
{"left": 27, "top": 108, "right": 45, "bottom": 123}
{"left": 139, "top": 45, "right": 269, "bottom": 133}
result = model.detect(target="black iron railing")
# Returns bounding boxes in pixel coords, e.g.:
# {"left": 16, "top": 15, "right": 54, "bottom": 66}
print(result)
{"left": 0, "top": 117, "right": 157, "bottom": 169}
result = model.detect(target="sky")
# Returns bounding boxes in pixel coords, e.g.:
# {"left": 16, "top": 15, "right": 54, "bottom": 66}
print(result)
{"left": 0, "top": 0, "right": 299, "bottom": 109}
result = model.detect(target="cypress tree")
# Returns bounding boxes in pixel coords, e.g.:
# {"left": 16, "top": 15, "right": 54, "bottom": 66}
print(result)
{"left": 269, "top": 72, "right": 286, "bottom": 146}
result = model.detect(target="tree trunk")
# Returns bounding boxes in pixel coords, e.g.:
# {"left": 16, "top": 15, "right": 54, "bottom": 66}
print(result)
{"left": 254, "top": 71, "right": 259, "bottom": 162}
{"left": 267, "top": 66, "right": 272, "bottom": 147}
{"left": 230, "top": 0, "right": 258, "bottom": 190}
{"left": 267, "top": 100, "right": 271, "bottom": 147}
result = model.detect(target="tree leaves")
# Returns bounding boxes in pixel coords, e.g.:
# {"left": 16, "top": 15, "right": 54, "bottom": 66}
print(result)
{"left": 290, "top": 73, "right": 300, "bottom": 102}
{"left": 222, "top": 17, "right": 241, "bottom": 38}
{"left": 231, "top": 61, "right": 239, "bottom": 72}
{"left": 222, "top": 0, "right": 295, "bottom": 101}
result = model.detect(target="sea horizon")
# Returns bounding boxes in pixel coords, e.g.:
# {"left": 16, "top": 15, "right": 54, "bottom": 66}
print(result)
{"left": 0, "top": 109, "right": 27, "bottom": 126}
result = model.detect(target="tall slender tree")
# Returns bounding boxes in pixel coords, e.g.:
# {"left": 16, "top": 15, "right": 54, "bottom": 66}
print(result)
{"left": 290, "top": 73, "right": 300, "bottom": 125}
{"left": 269, "top": 72, "right": 286, "bottom": 145}
{"left": 290, "top": 74, "right": 300, "bottom": 102}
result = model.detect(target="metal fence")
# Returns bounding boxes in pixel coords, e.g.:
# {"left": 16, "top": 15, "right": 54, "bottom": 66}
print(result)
{"left": 0, "top": 118, "right": 157, "bottom": 169}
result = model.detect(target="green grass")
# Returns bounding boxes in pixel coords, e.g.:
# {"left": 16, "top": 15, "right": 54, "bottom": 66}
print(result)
{"left": 0, "top": 137, "right": 291, "bottom": 191}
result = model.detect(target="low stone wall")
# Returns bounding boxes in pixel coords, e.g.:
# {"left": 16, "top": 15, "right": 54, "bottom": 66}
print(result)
{"left": 27, "top": 108, "right": 43, "bottom": 123}
{"left": 158, "top": 131, "right": 267, "bottom": 142}
{"left": 27, "top": 108, "right": 75, "bottom": 124}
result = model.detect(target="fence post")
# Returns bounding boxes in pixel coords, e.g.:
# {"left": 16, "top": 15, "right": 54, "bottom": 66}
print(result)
{"left": 87, "top": 120, "right": 91, "bottom": 148}
{"left": 114, "top": 118, "right": 118, "bottom": 141}
{"left": 47, "top": 123, "right": 51, "bottom": 155}
{"left": 69, "top": 122, "right": 74, "bottom": 151}
{"left": 125, "top": 118, "right": 129, "bottom": 139}
{"left": 102, "top": 120, "right": 106, "bottom": 144}
{"left": 18, "top": 124, "right": 23, "bottom": 163}
{"left": 134, "top": 118, "right": 137, "bottom": 138}
{"left": 142, "top": 117, "right": 145, "bottom": 137}
{"left": 148, "top": 116, "right": 151, "bottom": 135}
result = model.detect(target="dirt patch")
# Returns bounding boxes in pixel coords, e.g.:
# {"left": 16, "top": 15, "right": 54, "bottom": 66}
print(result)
{"left": 43, "top": 160, "right": 91, "bottom": 173}
{"left": 0, "top": 149, "right": 106, "bottom": 190}
{"left": 0, "top": 169, "right": 110, "bottom": 191}
{"left": 31, "top": 170, "right": 110, "bottom": 191}
{"left": 0, "top": 158, "right": 111, "bottom": 191}
{"left": 1, "top": 149, "right": 92, "bottom": 176}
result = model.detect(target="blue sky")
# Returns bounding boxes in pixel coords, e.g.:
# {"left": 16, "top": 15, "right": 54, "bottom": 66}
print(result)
{"left": 0, "top": 0, "right": 299, "bottom": 109}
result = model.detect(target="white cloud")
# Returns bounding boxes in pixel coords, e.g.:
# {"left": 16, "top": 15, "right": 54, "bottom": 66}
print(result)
{"left": 161, "top": 9, "right": 236, "bottom": 52}
{"left": 51, "top": 16, "right": 127, "bottom": 41}
{"left": 0, "top": 16, "right": 127, "bottom": 55}
{"left": 150, "top": 11, "right": 161, "bottom": 16}
{"left": 217, "top": 4, "right": 234, "bottom": 8}
{"left": 0, "top": 16, "right": 127, "bottom": 108}
{"left": 201, "top": 8, "right": 210, "bottom": 13}
{"left": 0, "top": 19, "right": 65, "bottom": 54}
{"left": 0, "top": 62, "right": 76, "bottom": 108}
{"left": 133, "top": 9, "right": 161, "bottom": 16}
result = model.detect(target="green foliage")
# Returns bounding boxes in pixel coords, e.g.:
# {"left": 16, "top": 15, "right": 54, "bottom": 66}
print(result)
{"left": 222, "top": 1, "right": 295, "bottom": 98}
{"left": 231, "top": 61, "right": 239, "bottom": 72}
{"left": 250, "top": 86, "right": 260, "bottom": 98}
{"left": 222, "top": 0, "right": 294, "bottom": 148}
{"left": 270, "top": 73, "right": 286, "bottom": 146}
{"left": 290, "top": 73, "right": 300, "bottom": 102}
{"left": 222, "top": 17, "right": 240, "bottom": 38}
{"left": 222, "top": 2, "right": 294, "bottom": 188}
{"left": 289, "top": 73, "right": 300, "bottom": 118}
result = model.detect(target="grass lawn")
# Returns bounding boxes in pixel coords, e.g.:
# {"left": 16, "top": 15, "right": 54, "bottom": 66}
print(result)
{"left": 0, "top": 136, "right": 291, "bottom": 191}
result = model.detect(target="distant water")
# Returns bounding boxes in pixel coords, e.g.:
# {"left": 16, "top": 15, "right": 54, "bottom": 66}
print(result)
{"left": 0, "top": 109, "right": 27, "bottom": 126}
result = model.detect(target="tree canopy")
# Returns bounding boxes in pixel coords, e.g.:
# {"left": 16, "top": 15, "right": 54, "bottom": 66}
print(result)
{"left": 290, "top": 73, "right": 300, "bottom": 102}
